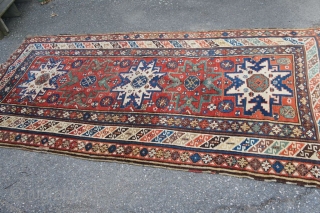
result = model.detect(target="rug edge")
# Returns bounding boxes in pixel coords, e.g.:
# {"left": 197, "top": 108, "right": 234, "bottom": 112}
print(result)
{"left": 21, "top": 27, "right": 320, "bottom": 39}
{"left": 0, "top": 143, "right": 319, "bottom": 188}
{"left": 2, "top": 27, "right": 319, "bottom": 73}
{"left": 0, "top": 37, "right": 31, "bottom": 76}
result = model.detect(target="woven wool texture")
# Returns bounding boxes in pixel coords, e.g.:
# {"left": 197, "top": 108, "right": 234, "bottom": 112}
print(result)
{"left": 1, "top": 29, "right": 320, "bottom": 187}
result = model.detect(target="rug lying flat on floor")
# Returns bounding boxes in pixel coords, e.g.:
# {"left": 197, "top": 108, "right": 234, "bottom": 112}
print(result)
{"left": 1, "top": 29, "right": 320, "bottom": 187}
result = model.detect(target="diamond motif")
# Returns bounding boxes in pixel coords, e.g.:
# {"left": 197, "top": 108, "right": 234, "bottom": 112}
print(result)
{"left": 272, "top": 161, "right": 284, "bottom": 173}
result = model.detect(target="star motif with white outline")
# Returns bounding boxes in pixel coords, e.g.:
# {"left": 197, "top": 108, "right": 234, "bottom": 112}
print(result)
{"left": 112, "top": 59, "right": 166, "bottom": 109}
{"left": 224, "top": 58, "right": 293, "bottom": 116}
{"left": 18, "top": 59, "right": 68, "bottom": 101}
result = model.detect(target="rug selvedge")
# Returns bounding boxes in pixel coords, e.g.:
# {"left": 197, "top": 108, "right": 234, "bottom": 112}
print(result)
{"left": 1, "top": 29, "right": 320, "bottom": 187}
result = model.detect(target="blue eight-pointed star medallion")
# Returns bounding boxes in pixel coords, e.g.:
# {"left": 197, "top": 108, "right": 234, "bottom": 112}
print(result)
{"left": 111, "top": 60, "right": 166, "bottom": 109}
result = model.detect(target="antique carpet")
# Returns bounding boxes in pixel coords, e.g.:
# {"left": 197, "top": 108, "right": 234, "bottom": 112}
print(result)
{"left": 1, "top": 29, "right": 320, "bottom": 187}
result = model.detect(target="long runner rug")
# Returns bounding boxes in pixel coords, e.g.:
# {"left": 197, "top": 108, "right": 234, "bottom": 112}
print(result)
{"left": 1, "top": 29, "right": 320, "bottom": 187}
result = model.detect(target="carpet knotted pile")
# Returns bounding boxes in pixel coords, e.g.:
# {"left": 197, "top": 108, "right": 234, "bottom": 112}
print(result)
{"left": 1, "top": 29, "right": 320, "bottom": 187}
